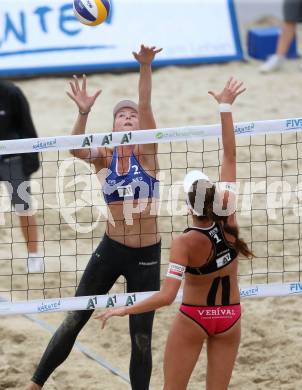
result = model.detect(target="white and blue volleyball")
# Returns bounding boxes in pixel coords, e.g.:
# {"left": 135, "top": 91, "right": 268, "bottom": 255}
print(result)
{"left": 73, "top": 0, "right": 111, "bottom": 26}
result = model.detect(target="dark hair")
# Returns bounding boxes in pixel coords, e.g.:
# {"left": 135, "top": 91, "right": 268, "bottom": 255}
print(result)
{"left": 188, "top": 180, "right": 254, "bottom": 258}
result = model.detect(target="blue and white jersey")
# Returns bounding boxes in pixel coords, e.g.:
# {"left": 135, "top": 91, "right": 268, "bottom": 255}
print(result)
{"left": 102, "top": 147, "right": 160, "bottom": 204}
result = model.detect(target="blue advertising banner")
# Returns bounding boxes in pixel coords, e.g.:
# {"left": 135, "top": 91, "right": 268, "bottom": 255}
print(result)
{"left": 0, "top": 0, "right": 243, "bottom": 77}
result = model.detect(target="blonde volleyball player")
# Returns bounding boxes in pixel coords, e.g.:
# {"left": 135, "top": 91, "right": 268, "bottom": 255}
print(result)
{"left": 26, "top": 45, "right": 162, "bottom": 390}
{"left": 96, "top": 78, "right": 254, "bottom": 390}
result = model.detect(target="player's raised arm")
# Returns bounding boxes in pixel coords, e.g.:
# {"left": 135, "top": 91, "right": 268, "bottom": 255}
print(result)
{"left": 208, "top": 77, "right": 246, "bottom": 184}
{"left": 67, "top": 74, "right": 102, "bottom": 160}
{"left": 133, "top": 45, "right": 162, "bottom": 130}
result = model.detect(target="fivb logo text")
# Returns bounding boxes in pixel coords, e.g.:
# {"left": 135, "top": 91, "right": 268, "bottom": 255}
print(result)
{"left": 289, "top": 283, "right": 302, "bottom": 294}
{"left": 286, "top": 119, "right": 302, "bottom": 131}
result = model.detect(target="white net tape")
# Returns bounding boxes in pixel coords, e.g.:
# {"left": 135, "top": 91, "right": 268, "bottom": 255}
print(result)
{"left": 0, "top": 117, "right": 301, "bottom": 154}
{"left": 1, "top": 281, "right": 302, "bottom": 316}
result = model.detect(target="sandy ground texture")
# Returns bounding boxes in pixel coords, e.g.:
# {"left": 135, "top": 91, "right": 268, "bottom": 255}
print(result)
{"left": 1, "top": 24, "right": 302, "bottom": 390}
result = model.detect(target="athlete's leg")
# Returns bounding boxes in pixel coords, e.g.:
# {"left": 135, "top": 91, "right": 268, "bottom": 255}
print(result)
{"left": 206, "top": 319, "right": 241, "bottom": 390}
{"left": 276, "top": 21, "right": 297, "bottom": 57}
{"left": 19, "top": 214, "right": 38, "bottom": 254}
{"left": 2, "top": 157, "right": 39, "bottom": 254}
{"left": 163, "top": 312, "right": 207, "bottom": 390}
{"left": 124, "top": 242, "right": 161, "bottom": 390}
{"left": 29, "top": 237, "right": 120, "bottom": 388}
{"left": 128, "top": 310, "right": 155, "bottom": 390}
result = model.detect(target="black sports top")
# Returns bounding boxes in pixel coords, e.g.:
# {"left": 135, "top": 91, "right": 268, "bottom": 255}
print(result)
{"left": 0, "top": 80, "right": 37, "bottom": 141}
{"left": 0, "top": 80, "right": 39, "bottom": 175}
{"left": 185, "top": 222, "right": 238, "bottom": 275}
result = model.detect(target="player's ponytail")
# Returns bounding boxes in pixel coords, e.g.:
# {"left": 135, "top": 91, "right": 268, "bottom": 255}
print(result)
{"left": 188, "top": 181, "right": 254, "bottom": 258}
{"left": 216, "top": 215, "right": 254, "bottom": 258}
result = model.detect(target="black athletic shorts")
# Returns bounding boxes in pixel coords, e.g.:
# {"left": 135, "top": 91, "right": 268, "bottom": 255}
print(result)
{"left": 76, "top": 233, "right": 161, "bottom": 298}
{"left": 0, "top": 156, "right": 31, "bottom": 213}
{"left": 284, "top": 0, "right": 302, "bottom": 23}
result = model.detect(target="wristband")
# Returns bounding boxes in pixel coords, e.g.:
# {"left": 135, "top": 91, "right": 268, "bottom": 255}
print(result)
{"left": 219, "top": 103, "right": 232, "bottom": 113}
{"left": 79, "top": 109, "right": 91, "bottom": 116}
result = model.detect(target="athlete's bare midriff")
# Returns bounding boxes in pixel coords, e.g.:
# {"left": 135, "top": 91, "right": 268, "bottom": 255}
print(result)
{"left": 105, "top": 199, "right": 160, "bottom": 247}
{"left": 182, "top": 261, "right": 240, "bottom": 306}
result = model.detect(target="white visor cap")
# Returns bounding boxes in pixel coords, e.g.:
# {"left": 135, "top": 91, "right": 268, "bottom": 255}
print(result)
{"left": 183, "top": 170, "right": 211, "bottom": 193}
{"left": 113, "top": 100, "right": 138, "bottom": 117}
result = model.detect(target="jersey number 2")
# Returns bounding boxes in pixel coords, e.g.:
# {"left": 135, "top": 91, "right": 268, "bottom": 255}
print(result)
{"left": 132, "top": 165, "right": 139, "bottom": 175}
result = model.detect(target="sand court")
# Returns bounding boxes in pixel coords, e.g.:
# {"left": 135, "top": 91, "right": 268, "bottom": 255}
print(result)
{"left": 1, "top": 26, "right": 302, "bottom": 388}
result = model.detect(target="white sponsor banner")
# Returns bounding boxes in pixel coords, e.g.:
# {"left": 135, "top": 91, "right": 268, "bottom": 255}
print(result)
{"left": 0, "top": 0, "right": 242, "bottom": 77}
{"left": 1, "top": 282, "right": 302, "bottom": 316}
{"left": 0, "top": 117, "right": 301, "bottom": 156}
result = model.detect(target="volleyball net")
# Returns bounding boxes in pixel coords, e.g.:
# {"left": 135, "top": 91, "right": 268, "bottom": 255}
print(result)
{"left": 1, "top": 117, "right": 302, "bottom": 315}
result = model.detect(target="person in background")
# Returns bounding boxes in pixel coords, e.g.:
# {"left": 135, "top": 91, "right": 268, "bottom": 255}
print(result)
{"left": 260, "top": 0, "right": 302, "bottom": 73}
{"left": 0, "top": 80, "right": 42, "bottom": 273}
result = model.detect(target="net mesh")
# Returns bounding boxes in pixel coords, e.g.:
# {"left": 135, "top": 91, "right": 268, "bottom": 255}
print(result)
{"left": 0, "top": 127, "right": 302, "bottom": 302}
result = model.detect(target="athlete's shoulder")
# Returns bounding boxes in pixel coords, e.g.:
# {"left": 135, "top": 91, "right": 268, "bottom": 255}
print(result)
{"left": 172, "top": 233, "right": 192, "bottom": 251}
{"left": 175, "top": 230, "right": 208, "bottom": 250}
{"left": 91, "top": 147, "right": 113, "bottom": 171}
{"left": 170, "top": 234, "right": 189, "bottom": 264}
{"left": 173, "top": 232, "right": 188, "bottom": 243}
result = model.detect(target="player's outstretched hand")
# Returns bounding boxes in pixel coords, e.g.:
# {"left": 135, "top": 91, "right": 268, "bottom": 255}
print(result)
{"left": 66, "top": 74, "right": 102, "bottom": 113}
{"left": 133, "top": 44, "right": 162, "bottom": 65}
{"left": 208, "top": 77, "right": 246, "bottom": 105}
{"left": 94, "top": 307, "right": 127, "bottom": 329}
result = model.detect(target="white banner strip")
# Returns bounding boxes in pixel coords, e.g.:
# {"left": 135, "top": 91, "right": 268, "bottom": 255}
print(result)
{"left": 0, "top": 117, "right": 301, "bottom": 156}
{"left": 0, "top": 0, "right": 242, "bottom": 77}
{"left": 1, "top": 281, "right": 301, "bottom": 316}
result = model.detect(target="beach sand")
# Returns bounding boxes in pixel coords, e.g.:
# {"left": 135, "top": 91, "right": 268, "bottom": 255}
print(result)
{"left": 1, "top": 29, "right": 302, "bottom": 389}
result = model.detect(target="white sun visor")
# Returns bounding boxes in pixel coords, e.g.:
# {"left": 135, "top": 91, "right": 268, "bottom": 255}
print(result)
{"left": 183, "top": 170, "right": 211, "bottom": 193}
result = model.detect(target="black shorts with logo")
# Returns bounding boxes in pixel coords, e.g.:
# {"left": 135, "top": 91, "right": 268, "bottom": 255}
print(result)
{"left": 76, "top": 233, "right": 161, "bottom": 297}
{"left": 284, "top": 0, "right": 302, "bottom": 23}
{"left": 0, "top": 156, "right": 31, "bottom": 213}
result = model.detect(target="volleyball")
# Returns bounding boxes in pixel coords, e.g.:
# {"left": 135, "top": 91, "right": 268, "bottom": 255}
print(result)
{"left": 73, "top": 0, "right": 111, "bottom": 26}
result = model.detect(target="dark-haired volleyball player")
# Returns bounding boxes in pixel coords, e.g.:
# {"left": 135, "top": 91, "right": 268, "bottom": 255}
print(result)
{"left": 26, "top": 45, "right": 162, "bottom": 390}
{"left": 96, "top": 78, "right": 254, "bottom": 390}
